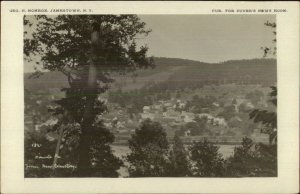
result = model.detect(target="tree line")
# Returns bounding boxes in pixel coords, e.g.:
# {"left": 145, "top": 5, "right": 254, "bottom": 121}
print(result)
{"left": 25, "top": 118, "right": 277, "bottom": 177}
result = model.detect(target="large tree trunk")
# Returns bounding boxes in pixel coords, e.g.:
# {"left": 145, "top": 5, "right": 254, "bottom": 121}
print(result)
{"left": 76, "top": 29, "right": 98, "bottom": 176}
{"left": 76, "top": 62, "right": 97, "bottom": 176}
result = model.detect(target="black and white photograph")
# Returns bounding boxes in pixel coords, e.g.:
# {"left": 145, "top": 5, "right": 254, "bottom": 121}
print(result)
{"left": 1, "top": 1, "right": 299, "bottom": 194}
{"left": 24, "top": 14, "right": 277, "bottom": 178}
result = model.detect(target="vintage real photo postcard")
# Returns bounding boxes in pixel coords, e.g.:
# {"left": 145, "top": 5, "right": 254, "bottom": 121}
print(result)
{"left": 1, "top": 1, "right": 299, "bottom": 194}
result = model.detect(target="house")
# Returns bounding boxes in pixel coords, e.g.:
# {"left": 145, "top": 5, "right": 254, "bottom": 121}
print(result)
{"left": 166, "top": 106, "right": 174, "bottom": 111}
{"left": 164, "top": 102, "right": 172, "bottom": 107}
{"left": 198, "top": 113, "right": 213, "bottom": 120}
{"left": 158, "top": 100, "right": 165, "bottom": 104}
{"left": 212, "top": 102, "right": 220, "bottom": 107}
{"left": 230, "top": 116, "right": 243, "bottom": 122}
{"left": 177, "top": 102, "right": 186, "bottom": 109}
{"left": 143, "top": 106, "right": 151, "bottom": 113}
{"left": 246, "top": 102, "right": 255, "bottom": 109}
{"left": 141, "top": 113, "right": 155, "bottom": 120}
{"left": 181, "top": 111, "right": 195, "bottom": 123}
{"left": 212, "top": 117, "right": 228, "bottom": 127}
{"left": 153, "top": 104, "right": 161, "bottom": 110}
{"left": 163, "top": 109, "right": 181, "bottom": 122}
{"left": 116, "top": 121, "right": 125, "bottom": 129}
{"left": 184, "top": 130, "right": 191, "bottom": 137}
{"left": 184, "top": 116, "right": 195, "bottom": 123}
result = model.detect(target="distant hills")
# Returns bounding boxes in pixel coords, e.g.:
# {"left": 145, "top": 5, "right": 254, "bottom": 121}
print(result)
{"left": 167, "top": 58, "right": 276, "bottom": 86}
{"left": 24, "top": 57, "right": 276, "bottom": 91}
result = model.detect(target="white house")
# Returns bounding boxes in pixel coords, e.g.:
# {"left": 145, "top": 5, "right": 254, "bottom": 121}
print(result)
{"left": 213, "top": 117, "right": 228, "bottom": 127}
{"left": 212, "top": 102, "right": 220, "bottom": 107}
{"left": 184, "top": 130, "right": 191, "bottom": 136}
{"left": 181, "top": 112, "right": 195, "bottom": 123}
{"left": 246, "top": 102, "right": 255, "bottom": 109}
{"left": 143, "top": 106, "right": 151, "bottom": 113}
{"left": 141, "top": 113, "right": 155, "bottom": 120}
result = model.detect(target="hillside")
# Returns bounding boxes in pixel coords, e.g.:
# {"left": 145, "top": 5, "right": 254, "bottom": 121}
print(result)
{"left": 168, "top": 58, "right": 276, "bottom": 87}
{"left": 24, "top": 57, "right": 276, "bottom": 91}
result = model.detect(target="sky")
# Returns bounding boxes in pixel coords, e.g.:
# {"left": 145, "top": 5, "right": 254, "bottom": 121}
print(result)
{"left": 138, "top": 15, "right": 275, "bottom": 63}
{"left": 24, "top": 15, "right": 275, "bottom": 72}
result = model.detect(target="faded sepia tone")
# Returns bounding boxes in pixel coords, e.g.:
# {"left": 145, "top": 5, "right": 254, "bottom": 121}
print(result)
{"left": 24, "top": 14, "right": 277, "bottom": 178}
{"left": 1, "top": 1, "right": 300, "bottom": 194}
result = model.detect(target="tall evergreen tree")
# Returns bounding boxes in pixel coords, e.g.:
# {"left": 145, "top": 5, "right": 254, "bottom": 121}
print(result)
{"left": 226, "top": 137, "right": 257, "bottom": 176}
{"left": 24, "top": 15, "right": 154, "bottom": 176}
{"left": 226, "top": 137, "right": 277, "bottom": 177}
{"left": 189, "top": 139, "right": 225, "bottom": 177}
{"left": 126, "top": 119, "right": 169, "bottom": 177}
{"left": 167, "top": 135, "right": 191, "bottom": 176}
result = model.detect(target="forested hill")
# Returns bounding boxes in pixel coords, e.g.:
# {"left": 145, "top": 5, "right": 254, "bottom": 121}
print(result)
{"left": 24, "top": 57, "right": 276, "bottom": 90}
{"left": 167, "top": 58, "right": 276, "bottom": 87}
{"left": 152, "top": 57, "right": 207, "bottom": 66}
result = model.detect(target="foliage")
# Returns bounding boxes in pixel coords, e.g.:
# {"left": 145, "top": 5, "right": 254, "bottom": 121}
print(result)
{"left": 168, "top": 58, "right": 276, "bottom": 87}
{"left": 87, "top": 122, "right": 124, "bottom": 177}
{"left": 218, "top": 105, "right": 236, "bottom": 121}
{"left": 24, "top": 15, "right": 153, "bottom": 176}
{"left": 245, "top": 90, "right": 264, "bottom": 105}
{"left": 250, "top": 21, "right": 277, "bottom": 144}
{"left": 253, "top": 143, "right": 277, "bottom": 176}
{"left": 261, "top": 21, "right": 276, "bottom": 57}
{"left": 108, "top": 82, "right": 175, "bottom": 114}
{"left": 226, "top": 113, "right": 258, "bottom": 135}
{"left": 226, "top": 137, "right": 277, "bottom": 177}
{"left": 126, "top": 119, "right": 169, "bottom": 177}
{"left": 25, "top": 58, "right": 277, "bottom": 92}
{"left": 249, "top": 86, "right": 277, "bottom": 144}
{"left": 24, "top": 15, "right": 153, "bottom": 72}
{"left": 226, "top": 137, "right": 257, "bottom": 176}
{"left": 227, "top": 21, "right": 277, "bottom": 177}
{"left": 166, "top": 135, "right": 191, "bottom": 176}
{"left": 185, "top": 95, "right": 217, "bottom": 113}
{"left": 189, "top": 139, "right": 226, "bottom": 177}
{"left": 176, "top": 116, "right": 207, "bottom": 136}
{"left": 238, "top": 102, "right": 251, "bottom": 113}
